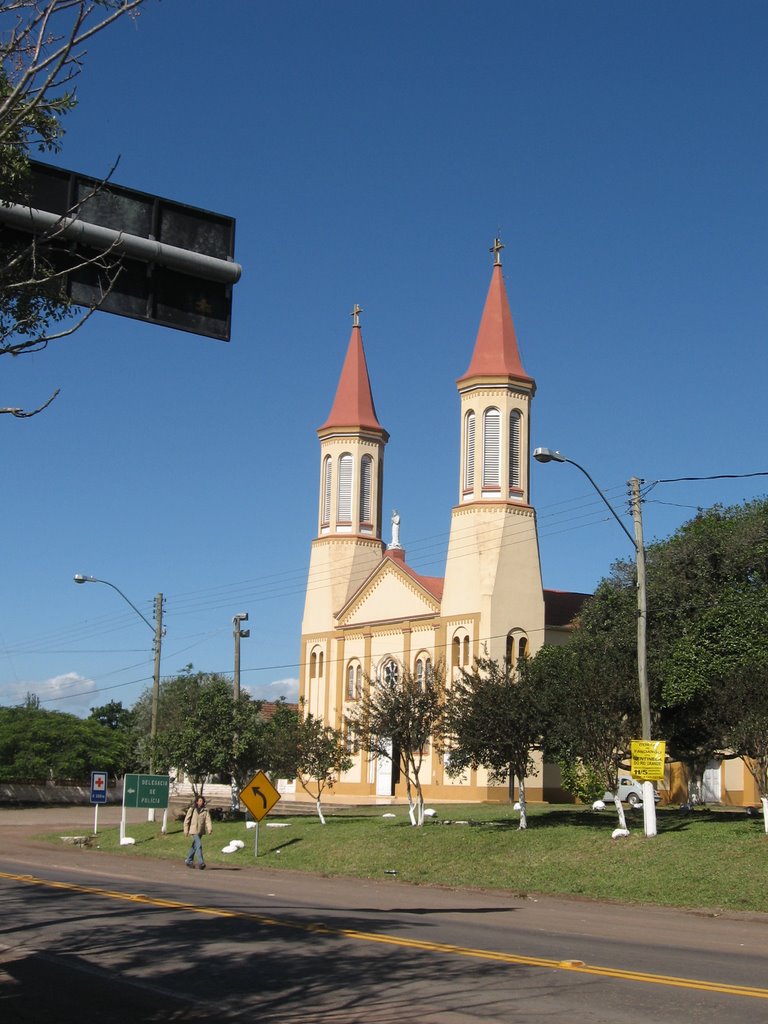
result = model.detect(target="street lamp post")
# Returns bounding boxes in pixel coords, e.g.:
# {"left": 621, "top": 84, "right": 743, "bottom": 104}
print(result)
{"left": 532, "top": 449, "right": 657, "bottom": 838}
{"left": 73, "top": 574, "right": 164, "bottom": 775}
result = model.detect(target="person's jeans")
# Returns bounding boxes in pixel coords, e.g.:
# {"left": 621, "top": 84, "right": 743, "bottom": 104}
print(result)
{"left": 186, "top": 834, "right": 205, "bottom": 866}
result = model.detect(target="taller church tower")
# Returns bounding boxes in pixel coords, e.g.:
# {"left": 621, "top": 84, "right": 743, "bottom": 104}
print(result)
{"left": 441, "top": 241, "right": 545, "bottom": 664}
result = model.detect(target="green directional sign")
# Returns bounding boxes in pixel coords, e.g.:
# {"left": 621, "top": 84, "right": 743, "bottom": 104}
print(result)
{"left": 123, "top": 773, "right": 170, "bottom": 809}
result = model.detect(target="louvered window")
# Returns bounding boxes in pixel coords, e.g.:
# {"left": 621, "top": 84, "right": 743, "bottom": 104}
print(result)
{"left": 464, "top": 411, "right": 475, "bottom": 491}
{"left": 482, "top": 408, "right": 501, "bottom": 488}
{"left": 321, "top": 456, "right": 332, "bottom": 526}
{"left": 509, "top": 411, "right": 521, "bottom": 491}
{"left": 359, "top": 455, "right": 373, "bottom": 524}
{"left": 337, "top": 454, "right": 353, "bottom": 522}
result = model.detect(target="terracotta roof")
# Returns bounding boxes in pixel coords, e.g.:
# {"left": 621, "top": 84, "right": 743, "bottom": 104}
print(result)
{"left": 458, "top": 263, "right": 534, "bottom": 386}
{"left": 319, "top": 324, "right": 386, "bottom": 434}
{"left": 383, "top": 549, "right": 445, "bottom": 602}
{"left": 259, "top": 700, "right": 297, "bottom": 721}
{"left": 543, "top": 589, "right": 590, "bottom": 627}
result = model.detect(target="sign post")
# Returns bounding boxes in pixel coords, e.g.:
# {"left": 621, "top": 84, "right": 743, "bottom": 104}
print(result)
{"left": 90, "top": 770, "right": 108, "bottom": 835}
{"left": 239, "top": 771, "right": 281, "bottom": 858}
{"left": 631, "top": 740, "right": 666, "bottom": 837}
{"left": 121, "top": 773, "right": 170, "bottom": 845}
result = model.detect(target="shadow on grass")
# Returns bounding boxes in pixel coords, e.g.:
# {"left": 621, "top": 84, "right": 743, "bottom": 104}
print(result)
{"left": 454, "top": 806, "right": 756, "bottom": 833}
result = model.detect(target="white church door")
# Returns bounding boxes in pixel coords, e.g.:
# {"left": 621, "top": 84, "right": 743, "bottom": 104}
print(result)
{"left": 376, "top": 739, "right": 393, "bottom": 796}
{"left": 702, "top": 760, "right": 722, "bottom": 803}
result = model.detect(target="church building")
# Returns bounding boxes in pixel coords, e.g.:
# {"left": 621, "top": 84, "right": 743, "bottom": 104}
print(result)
{"left": 299, "top": 243, "right": 588, "bottom": 802}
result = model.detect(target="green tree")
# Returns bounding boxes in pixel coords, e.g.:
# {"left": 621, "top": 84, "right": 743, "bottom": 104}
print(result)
{"left": 147, "top": 669, "right": 266, "bottom": 798}
{"left": 528, "top": 635, "right": 639, "bottom": 830}
{"left": 1, "top": 0, "right": 147, "bottom": 416}
{"left": 0, "top": 702, "right": 128, "bottom": 781}
{"left": 551, "top": 498, "right": 768, "bottom": 807}
{"left": 350, "top": 661, "right": 447, "bottom": 827}
{"left": 723, "top": 661, "right": 768, "bottom": 825}
{"left": 265, "top": 701, "right": 352, "bottom": 824}
{"left": 89, "top": 699, "right": 135, "bottom": 731}
{"left": 445, "top": 657, "right": 540, "bottom": 829}
{"left": 664, "top": 585, "right": 768, "bottom": 808}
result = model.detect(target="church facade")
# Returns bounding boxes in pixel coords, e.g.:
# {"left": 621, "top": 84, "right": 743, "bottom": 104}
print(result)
{"left": 299, "top": 247, "right": 587, "bottom": 802}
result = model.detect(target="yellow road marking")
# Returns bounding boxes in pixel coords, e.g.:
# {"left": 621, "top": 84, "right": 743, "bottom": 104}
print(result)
{"left": 2, "top": 870, "right": 766, "bottom": 1000}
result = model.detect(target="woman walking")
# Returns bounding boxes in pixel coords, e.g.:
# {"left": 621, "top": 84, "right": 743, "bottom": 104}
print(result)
{"left": 184, "top": 794, "right": 213, "bottom": 869}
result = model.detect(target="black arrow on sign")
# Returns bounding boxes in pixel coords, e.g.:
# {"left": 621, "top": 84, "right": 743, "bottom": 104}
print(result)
{"left": 251, "top": 786, "right": 268, "bottom": 809}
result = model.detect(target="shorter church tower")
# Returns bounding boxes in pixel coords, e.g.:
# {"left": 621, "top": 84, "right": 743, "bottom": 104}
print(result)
{"left": 300, "top": 307, "right": 389, "bottom": 717}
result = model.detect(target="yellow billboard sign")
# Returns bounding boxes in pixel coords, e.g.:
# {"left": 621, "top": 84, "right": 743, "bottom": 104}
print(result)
{"left": 631, "top": 740, "right": 666, "bottom": 781}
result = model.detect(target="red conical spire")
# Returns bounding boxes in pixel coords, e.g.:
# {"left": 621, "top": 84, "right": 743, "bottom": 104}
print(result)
{"left": 458, "top": 243, "right": 534, "bottom": 386}
{"left": 319, "top": 308, "right": 386, "bottom": 434}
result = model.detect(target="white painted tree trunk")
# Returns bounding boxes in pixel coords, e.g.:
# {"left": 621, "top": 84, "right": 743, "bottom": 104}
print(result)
{"left": 762, "top": 796, "right": 768, "bottom": 834}
{"left": 613, "top": 795, "right": 628, "bottom": 830}
{"left": 316, "top": 798, "right": 326, "bottom": 825}
{"left": 518, "top": 776, "right": 527, "bottom": 830}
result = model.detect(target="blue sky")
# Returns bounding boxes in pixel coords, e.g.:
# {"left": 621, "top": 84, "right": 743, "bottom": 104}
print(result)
{"left": 3, "top": 1, "right": 767, "bottom": 717}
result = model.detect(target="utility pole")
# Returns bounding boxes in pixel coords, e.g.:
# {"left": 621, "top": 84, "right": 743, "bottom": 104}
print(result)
{"left": 532, "top": 451, "right": 659, "bottom": 838}
{"left": 150, "top": 593, "right": 164, "bottom": 758}
{"left": 630, "top": 478, "right": 656, "bottom": 838}
{"left": 233, "top": 613, "right": 249, "bottom": 701}
{"left": 148, "top": 593, "right": 164, "bottom": 824}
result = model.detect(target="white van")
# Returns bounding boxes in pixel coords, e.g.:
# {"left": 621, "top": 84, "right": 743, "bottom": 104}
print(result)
{"left": 603, "top": 776, "right": 660, "bottom": 807}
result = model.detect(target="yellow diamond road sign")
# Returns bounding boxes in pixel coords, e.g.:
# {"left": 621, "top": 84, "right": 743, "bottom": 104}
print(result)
{"left": 239, "top": 770, "right": 281, "bottom": 821}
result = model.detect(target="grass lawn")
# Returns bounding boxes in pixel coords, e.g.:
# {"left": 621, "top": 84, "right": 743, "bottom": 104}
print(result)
{"left": 52, "top": 802, "right": 768, "bottom": 914}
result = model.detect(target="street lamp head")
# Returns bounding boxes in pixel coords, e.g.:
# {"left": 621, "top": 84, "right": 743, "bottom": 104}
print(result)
{"left": 73, "top": 573, "right": 97, "bottom": 584}
{"left": 533, "top": 447, "right": 567, "bottom": 464}
{"left": 233, "top": 612, "right": 249, "bottom": 623}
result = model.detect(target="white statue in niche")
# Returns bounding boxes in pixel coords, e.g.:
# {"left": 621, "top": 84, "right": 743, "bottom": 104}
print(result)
{"left": 390, "top": 509, "right": 401, "bottom": 549}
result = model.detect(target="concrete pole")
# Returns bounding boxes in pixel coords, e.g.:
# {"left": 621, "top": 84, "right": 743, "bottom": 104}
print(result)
{"left": 150, "top": 593, "right": 164, "bottom": 758}
{"left": 630, "top": 479, "right": 657, "bottom": 838}
{"left": 148, "top": 593, "right": 164, "bottom": 824}
{"left": 233, "top": 613, "right": 249, "bottom": 701}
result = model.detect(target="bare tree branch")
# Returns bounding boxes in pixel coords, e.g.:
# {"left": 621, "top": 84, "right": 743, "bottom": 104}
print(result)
{"left": 1, "top": 385, "right": 60, "bottom": 417}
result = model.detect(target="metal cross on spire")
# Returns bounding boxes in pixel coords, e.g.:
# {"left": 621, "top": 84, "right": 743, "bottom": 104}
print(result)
{"left": 490, "top": 236, "right": 504, "bottom": 265}
{"left": 351, "top": 303, "right": 363, "bottom": 326}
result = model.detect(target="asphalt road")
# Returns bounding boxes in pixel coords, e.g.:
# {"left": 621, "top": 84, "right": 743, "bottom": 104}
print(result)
{"left": 1, "top": 807, "right": 767, "bottom": 1023}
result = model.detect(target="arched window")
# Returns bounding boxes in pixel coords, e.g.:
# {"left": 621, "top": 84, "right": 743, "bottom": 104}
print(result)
{"left": 318, "top": 651, "right": 324, "bottom": 677}
{"left": 321, "top": 455, "right": 332, "bottom": 526}
{"left": 415, "top": 654, "right": 432, "bottom": 690}
{"left": 482, "top": 408, "right": 501, "bottom": 489}
{"left": 337, "top": 454, "right": 353, "bottom": 523}
{"left": 452, "top": 631, "right": 470, "bottom": 672}
{"left": 359, "top": 455, "right": 373, "bottom": 525}
{"left": 509, "top": 411, "right": 521, "bottom": 492}
{"left": 347, "top": 661, "right": 362, "bottom": 700}
{"left": 464, "top": 410, "right": 476, "bottom": 492}
{"left": 310, "top": 650, "right": 317, "bottom": 679}
{"left": 505, "top": 630, "right": 529, "bottom": 668}
{"left": 343, "top": 718, "right": 359, "bottom": 754}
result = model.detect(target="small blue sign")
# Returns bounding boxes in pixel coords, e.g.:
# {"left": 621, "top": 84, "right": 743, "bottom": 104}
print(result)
{"left": 91, "top": 771, "right": 108, "bottom": 804}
